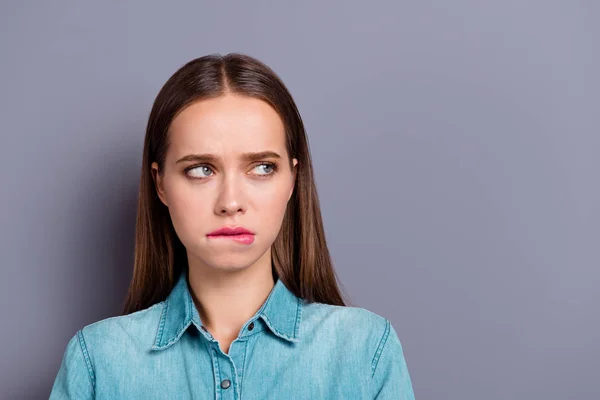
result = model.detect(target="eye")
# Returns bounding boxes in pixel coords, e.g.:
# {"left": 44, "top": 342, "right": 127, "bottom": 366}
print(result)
{"left": 252, "top": 162, "right": 277, "bottom": 176}
{"left": 186, "top": 165, "right": 214, "bottom": 178}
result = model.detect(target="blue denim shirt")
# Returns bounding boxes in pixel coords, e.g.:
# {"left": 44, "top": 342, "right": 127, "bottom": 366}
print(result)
{"left": 50, "top": 272, "right": 415, "bottom": 399}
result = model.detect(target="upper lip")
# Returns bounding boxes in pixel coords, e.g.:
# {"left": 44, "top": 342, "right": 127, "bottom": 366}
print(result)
{"left": 207, "top": 226, "right": 254, "bottom": 236}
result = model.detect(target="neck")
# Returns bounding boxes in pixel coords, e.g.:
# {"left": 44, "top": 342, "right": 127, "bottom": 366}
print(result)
{"left": 186, "top": 248, "right": 275, "bottom": 342}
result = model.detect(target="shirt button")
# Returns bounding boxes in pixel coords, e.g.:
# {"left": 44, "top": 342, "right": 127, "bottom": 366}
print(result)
{"left": 221, "top": 379, "right": 231, "bottom": 389}
{"left": 248, "top": 322, "right": 255, "bottom": 331}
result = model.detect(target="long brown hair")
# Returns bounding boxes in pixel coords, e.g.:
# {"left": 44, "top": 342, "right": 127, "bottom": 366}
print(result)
{"left": 123, "top": 53, "right": 348, "bottom": 315}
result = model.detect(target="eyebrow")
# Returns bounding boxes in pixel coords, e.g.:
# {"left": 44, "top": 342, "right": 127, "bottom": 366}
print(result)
{"left": 175, "top": 151, "right": 282, "bottom": 164}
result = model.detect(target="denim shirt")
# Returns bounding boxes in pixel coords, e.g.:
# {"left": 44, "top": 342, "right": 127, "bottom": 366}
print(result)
{"left": 50, "top": 272, "right": 415, "bottom": 399}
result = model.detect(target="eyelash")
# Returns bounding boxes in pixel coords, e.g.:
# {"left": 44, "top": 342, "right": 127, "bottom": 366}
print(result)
{"left": 184, "top": 162, "right": 279, "bottom": 180}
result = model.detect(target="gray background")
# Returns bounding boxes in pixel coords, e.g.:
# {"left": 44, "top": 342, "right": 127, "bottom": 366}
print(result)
{"left": 1, "top": 1, "right": 598, "bottom": 399}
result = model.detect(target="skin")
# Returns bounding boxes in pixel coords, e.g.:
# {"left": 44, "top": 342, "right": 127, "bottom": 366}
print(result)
{"left": 151, "top": 93, "right": 298, "bottom": 354}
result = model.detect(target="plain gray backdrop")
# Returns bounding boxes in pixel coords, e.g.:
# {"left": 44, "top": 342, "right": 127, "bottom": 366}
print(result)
{"left": 1, "top": 1, "right": 598, "bottom": 399}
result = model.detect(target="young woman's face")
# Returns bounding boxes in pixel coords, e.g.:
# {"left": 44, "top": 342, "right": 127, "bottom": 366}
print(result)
{"left": 152, "top": 94, "right": 297, "bottom": 273}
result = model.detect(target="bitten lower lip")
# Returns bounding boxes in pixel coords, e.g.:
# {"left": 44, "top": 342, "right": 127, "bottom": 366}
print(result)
{"left": 207, "top": 234, "right": 255, "bottom": 245}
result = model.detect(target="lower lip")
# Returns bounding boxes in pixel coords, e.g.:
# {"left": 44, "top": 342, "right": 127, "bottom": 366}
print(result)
{"left": 207, "top": 234, "right": 255, "bottom": 245}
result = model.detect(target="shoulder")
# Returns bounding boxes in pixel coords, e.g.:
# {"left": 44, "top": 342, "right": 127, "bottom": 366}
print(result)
{"left": 79, "top": 301, "right": 165, "bottom": 343}
{"left": 72, "top": 302, "right": 165, "bottom": 364}
{"left": 301, "top": 301, "right": 397, "bottom": 371}
{"left": 301, "top": 302, "right": 414, "bottom": 398}
{"left": 302, "top": 300, "right": 391, "bottom": 337}
{"left": 50, "top": 302, "right": 166, "bottom": 398}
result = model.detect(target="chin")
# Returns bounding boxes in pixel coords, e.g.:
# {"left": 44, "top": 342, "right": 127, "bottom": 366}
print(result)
{"left": 211, "top": 263, "right": 251, "bottom": 272}
{"left": 200, "top": 252, "right": 260, "bottom": 271}
{"left": 185, "top": 240, "right": 270, "bottom": 272}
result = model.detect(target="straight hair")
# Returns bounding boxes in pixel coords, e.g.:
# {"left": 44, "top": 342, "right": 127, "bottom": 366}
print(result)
{"left": 123, "top": 53, "right": 347, "bottom": 314}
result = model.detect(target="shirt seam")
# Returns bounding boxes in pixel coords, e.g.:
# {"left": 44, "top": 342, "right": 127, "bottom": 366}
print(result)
{"left": 230, "top": 358, "right": 239, "bottom": 398}
{"left": 76, "top": 329, "right": 96, "bottom": 395}
{"left": 294, "top": 297, "right": 302, "bottom": 338}
{"left": 371, "top": 318, "right": 391, "bottom": 378}
{"left": 260, "top": 313, "right": 297, "bottom": 342}
{"left": 154, "top": 301, "right": 168, "bottom": 347}
{"left": 212, "top": 347, "right": 221, "bottom": 396}
{"left": 239, "top": 339, "right": 249, "bottom": 398}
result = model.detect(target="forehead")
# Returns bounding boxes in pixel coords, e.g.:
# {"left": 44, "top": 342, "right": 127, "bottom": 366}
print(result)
{"left": 167, "top": 94, "right": 287, "bottom": 157}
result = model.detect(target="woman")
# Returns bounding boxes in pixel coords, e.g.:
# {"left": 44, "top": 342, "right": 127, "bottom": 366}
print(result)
{"left": 50, "top": 53, "right": 415, "bottom": 399}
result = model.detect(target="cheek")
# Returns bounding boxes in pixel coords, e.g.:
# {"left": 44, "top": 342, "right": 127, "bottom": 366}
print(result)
{"left": 251, "top": 185, "right": 291, "bottom": 230}
{"left": 164, "top": 180, "right": 209, "bottom": 235}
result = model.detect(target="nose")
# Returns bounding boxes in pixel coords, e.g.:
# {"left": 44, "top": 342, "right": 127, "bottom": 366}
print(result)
{"left": 214, "top": 174, "right": 247, "bottom": 216}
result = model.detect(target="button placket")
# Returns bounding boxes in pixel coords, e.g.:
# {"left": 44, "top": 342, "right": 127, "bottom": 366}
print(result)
{"left": 204, "top": 324, "right": 251, "bottom": 399}
{"left": 211, "top": 344, "right": 240, "bottom": 399}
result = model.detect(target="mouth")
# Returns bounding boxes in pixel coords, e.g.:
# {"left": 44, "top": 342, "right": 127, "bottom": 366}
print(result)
{"left": 207, "top": 226, "right": 255, "bottom": 245}
{"left": 207, "top": 233, "right": 255, "bottom": 245}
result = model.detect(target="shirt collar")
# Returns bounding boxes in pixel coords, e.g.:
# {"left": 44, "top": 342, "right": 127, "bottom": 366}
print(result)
{"left": 151, "top": 270, "right": 303, "bottom": 350}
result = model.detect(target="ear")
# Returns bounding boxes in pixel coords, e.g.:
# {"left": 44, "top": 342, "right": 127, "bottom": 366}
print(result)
{"left": 288, "top": 158, "right": 298, "bottom": 201}
{"left": 151, "top": 162, "right": 169, "bottom": 207}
